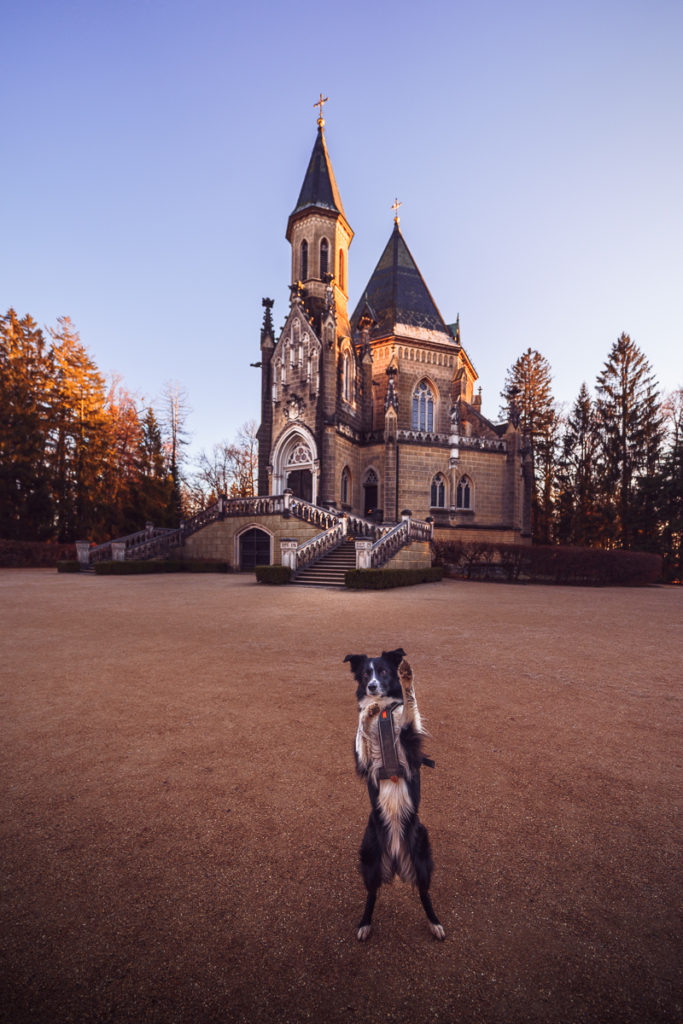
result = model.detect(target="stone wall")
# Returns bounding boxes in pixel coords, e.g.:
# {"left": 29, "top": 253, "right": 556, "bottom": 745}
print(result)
{"left": 384, "top": 540, "right": 432, "bottom": 570}
{"left": 183, "top": 515, "right": 320, "bottom": 568}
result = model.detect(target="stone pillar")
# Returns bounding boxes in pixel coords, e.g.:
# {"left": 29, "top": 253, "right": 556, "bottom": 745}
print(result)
{"left": 355, "top": 539, "right": 372, "bottom": 570}
{"left": 145, "top": 522, "right": 154, "bottom": 538}
{"left": 280, "top": 539, "right": 298, "bottom": 570}
{"left": 283, "top": 488, "right": 293, "bottom": 516}
{"left": 75, "top": 541, "right": 91, "bottom": 567}
{"left": 111, "top": 541, "right": 126, "bottom": 562}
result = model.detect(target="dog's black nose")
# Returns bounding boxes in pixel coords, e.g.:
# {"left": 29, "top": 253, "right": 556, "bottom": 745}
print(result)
{"left": 368, "top": 682, "right": 379, "bottom": 694}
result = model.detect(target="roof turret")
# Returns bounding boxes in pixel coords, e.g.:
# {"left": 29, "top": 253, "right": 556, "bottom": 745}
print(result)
{"left": 350, "top": 222, "right": 454, "bottom": 341}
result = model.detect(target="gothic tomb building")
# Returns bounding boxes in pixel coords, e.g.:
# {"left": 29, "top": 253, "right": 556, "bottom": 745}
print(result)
{"left": 256, "top": 117, "right": 531, "bottom": 545}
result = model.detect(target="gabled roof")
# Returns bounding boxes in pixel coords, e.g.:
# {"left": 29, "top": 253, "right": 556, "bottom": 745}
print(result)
{"left": 350, "top": 222, "right": 454, "bottom": 341}
{"left": 288, "top": 125, "right": 347, "bottom": 228}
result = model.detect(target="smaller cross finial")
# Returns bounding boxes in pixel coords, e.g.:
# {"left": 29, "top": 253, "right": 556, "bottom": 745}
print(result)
{"left": 392, "top": 197, "right": 402, "bottom": 224}
{"left": 314, "top": 92, "right": 329, "bottom": 128}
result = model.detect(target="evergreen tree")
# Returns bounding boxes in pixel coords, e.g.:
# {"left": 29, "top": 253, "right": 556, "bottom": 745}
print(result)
{"left": 135, "top": 407, "right": 175, "bottom": 526}
{"left": 595, "top": 333, "right": 663, "bottom": 549}
{"left": 556, "top": 383, "right": 603, "bottom": 545}
{"left": 47, "top": 317, "right": 109, "bottom": 541}
{"left": 0, "top": 310, "right": 53, "bottom": 539}
{"left": 649, "top": 390, "right": 683, "bottom": 581}
{"left": 501, "top": 348, "right": 558, "bottom": 543}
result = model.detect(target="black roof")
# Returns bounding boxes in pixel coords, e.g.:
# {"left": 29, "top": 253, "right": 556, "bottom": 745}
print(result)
{"left": 350, "top": 223, "right": 453, "bottom": 340}
{"left": 290, "top": 126, "right": 346, "bottom": 220}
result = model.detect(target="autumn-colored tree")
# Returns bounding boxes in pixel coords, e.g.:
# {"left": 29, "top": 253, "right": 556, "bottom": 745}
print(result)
{"left": 501, "top": 348, "right": 558, "bottom": 543}
{"left": 47, "top": 317, "right": 110, "bottom": 541}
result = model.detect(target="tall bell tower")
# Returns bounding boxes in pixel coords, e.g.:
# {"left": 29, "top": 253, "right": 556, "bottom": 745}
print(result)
{"left": 285, "top": 96, "right": 353, "bottom": 336}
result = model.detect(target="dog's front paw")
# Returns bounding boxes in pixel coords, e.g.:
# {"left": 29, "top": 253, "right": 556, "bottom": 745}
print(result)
{"left": 398, "top": 659, "right": 414, "bottom": 692}
{"left": 356, "top": 924, "right": 372, "bottom": 941}
{"left": 429, "top": 922, "right": 446, "bottom": 941}
{"left": 365, "top": 702, "right": 381, "bottom": 718}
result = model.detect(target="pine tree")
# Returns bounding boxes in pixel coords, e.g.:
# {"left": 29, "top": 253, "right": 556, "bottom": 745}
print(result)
{"left": 556, "top": 383, "right": 603, "bottom": 545}
{"left": 595, "top": 333, "right": 663, "bottom": 549}
{"left": 161, "top": 381, "right": 191, "bottom": 522}
{"left": 649, "top": 390, "right": 683, "bottom": 580}
{"left": 501, "top": 348, "right": 558, "bottom": 543}
{"left": 47, "top": 317, "right": 109, "bottom": 541}
{"left": 0, "top": 310, "right": 53, "bottom": 539}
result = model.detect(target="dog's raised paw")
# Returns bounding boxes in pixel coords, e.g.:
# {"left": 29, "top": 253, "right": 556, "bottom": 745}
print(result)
{"left": 365, "top": 703, "right": 381, "bottom": 718}
{"left": 429, "top": 922, "right": 446, "bottom": 941}
{"left": 398, "top": 659, "right": 413, "bottom": 688}
{"left": 356, "top": 924, "right": 372, "bottom": 941}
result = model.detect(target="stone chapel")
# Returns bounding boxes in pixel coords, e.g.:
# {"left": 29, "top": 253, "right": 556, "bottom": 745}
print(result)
{"left": 256, "top": 112, "right": 532, "bottom": 545}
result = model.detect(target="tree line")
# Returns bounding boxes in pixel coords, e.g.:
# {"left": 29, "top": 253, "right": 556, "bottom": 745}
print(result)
{"left": 501, "top": 334, "right": 681, "bottom": 581}
{"left": 0, "top": 309, "right": 256, "bottom": 544}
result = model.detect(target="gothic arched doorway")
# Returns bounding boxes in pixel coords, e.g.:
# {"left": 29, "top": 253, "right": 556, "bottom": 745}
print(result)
{"left": 272, "top": 427, "right": 319, "bottom": 505}
{"left": 239, "top": 527, "right": 271, "bottom": 570}
{"left": 363, "top": 468, "right": 379, "bottom": 517}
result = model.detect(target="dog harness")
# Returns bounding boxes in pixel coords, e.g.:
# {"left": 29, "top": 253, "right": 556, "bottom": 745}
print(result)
{"left": 375, "top": 701, "right": 437, "bottom": 782}
{"left": 377, "top": 702, "right": 405, "bottom": 781}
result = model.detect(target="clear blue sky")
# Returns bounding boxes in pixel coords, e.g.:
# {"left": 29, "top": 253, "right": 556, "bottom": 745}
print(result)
{"left": 2, "top": 0, "right": 681, "bottom": 458}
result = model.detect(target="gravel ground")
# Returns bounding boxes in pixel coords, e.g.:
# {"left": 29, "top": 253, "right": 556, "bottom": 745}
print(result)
{"left": 1, "top": 570, "right": 681, "bottom": 1024}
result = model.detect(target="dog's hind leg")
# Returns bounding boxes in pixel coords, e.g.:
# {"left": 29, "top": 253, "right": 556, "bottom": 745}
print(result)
{"left": 357, "top": 816, "right": 382, "bottom": 941}
{"left": 410, "top": 819, "right": 446, "bottom": 940}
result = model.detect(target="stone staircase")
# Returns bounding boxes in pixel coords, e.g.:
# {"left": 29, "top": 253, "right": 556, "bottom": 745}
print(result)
{"left": 292, "top": 536, "right": 357, "bottom": 588}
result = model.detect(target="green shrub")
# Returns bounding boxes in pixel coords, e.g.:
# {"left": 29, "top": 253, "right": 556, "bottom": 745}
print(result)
{"left": 57, "top": 560, "right": 81, "bottom": 573}
{"left": 345, "top": 567, "right": 443, "bottom": 590}
{"left": 255, "top": 565, "right": 292, "bottom": 584}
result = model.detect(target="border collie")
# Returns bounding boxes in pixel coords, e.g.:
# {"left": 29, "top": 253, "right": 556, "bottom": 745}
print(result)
{"left": 343, "top": 648, "right": 445, "bottom": 941}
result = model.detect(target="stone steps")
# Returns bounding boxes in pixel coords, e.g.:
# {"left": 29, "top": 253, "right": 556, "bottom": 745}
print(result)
{"left": 292, "top": 539, "right": 357, "bottom": 588}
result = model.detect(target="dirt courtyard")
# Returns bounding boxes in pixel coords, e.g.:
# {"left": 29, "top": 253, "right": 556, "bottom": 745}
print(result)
{"left": 1, "top": 571, "right": 681, "bottom": 1024}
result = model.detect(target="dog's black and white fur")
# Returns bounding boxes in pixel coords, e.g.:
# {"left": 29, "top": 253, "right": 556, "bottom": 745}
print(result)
{"left": 344, "top": 648, "right": 445, "bottom": 941}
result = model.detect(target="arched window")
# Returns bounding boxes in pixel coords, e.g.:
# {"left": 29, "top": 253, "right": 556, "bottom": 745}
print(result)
{"left": 457, "top": 475, "right": 472, "bottom": 510}
{"left": 342, "top": 351, "right": 350, "bottom": 401}
{"left": 430, "top": 474, "right": 446, "bottom": 508}
{"left": 339, "top": 249, "right": 345, "bottom": 291}
{"left": 341, "top": 467, "right": 350, "bottom": 506}
{"left": 300, "top": 240, "right": 308, "bottom": 280}
{"left": 363, "top": 468, "right": 379, "bottom": 517}
{"left": 412, "top": 380, "right": 435, "bottom": 432}
{"left": 320, "top": 238, "right": 329, "bottom": 277}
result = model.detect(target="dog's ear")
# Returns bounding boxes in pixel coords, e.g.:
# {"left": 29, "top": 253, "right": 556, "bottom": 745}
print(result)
{"left": 382, "top": 647, "right": 406, "bottom": 667}
{"left": 344, "top": 654, "right": 366, "bottom": 675}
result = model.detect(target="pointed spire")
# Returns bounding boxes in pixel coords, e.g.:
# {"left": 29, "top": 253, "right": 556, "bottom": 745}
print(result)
{"left": 288, "top": 125, "right": 346, "bottom": 227}
{"left": 350, "top": 222, "right": 453, "bottom": 340}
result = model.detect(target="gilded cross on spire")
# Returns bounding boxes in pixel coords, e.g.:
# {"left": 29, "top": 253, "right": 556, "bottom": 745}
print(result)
{"left": 392, "top": 197, "right": 402, "bottom": 224}
{"left": 314, "top": 92, "right": 329, "bottom": 128}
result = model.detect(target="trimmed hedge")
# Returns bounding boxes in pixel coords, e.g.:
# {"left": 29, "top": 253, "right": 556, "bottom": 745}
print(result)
{"left": 94, "top": 559, "right": 230, "bottom": 575}
{"left": 255, "top": 565, "right": 292, "bottom": 585}
{"left": 57, "top": 560, "right": 81, "bottom": 573}
{"left": 432, "top": 540, "right": 662, "bottom": 587}
{"left": 345, "top": 567, "right": 444, "bottom": 590}
{"left": 0, "top": 539, "right": 77, "bottom": 568}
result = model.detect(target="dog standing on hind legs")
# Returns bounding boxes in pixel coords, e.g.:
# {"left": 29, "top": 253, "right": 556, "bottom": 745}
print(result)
{"left": 344, "top": 648, "right": 445, "bottom": 941}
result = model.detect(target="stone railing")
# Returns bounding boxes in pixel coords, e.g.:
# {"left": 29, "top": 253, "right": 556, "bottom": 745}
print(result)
{"left": 456, "top": 435, "right": 507, "bottom": 452}
{"left": 294, "top": 517, "right": 347, "bottom": 572}
{"left": 77, "top": 524, "right": 179, "bottom": 567}
{"left": 288, "top": 495, "right": 340, "bottom": 530}
{"left": 345, "top": 513, "right": 389, "bottom": 539}
{"left": 355, "top": 511, "right": 433, "bottom": 569}
{"left": 223, "top": 494, "right": 287, "bottom": 516}
{"left": 397, "top": 429, "right": 451, "bottom": 445}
